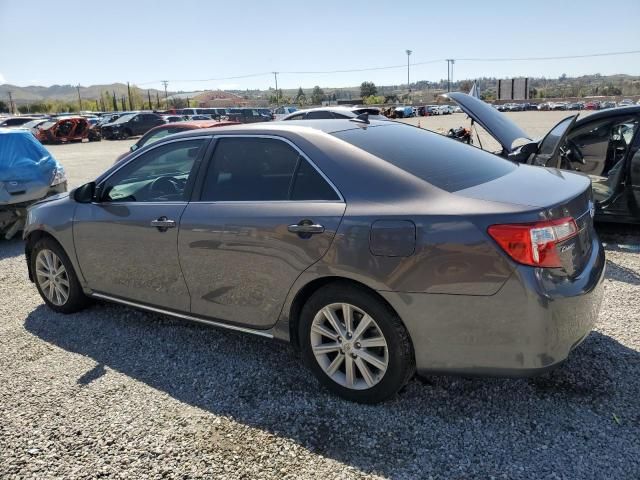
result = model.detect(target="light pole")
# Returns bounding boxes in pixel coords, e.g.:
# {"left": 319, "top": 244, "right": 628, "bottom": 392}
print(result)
{"left": 161, "top": 80, "right": 169, "bottom": 108}
{"left": 273, "top": 72, "right": 279, "bottom": 106}
{"left": 405, "top": 50, "right": 412, "bottom": 93}
{"left": 446, "top": 59, "right": 455, "bottom": 92}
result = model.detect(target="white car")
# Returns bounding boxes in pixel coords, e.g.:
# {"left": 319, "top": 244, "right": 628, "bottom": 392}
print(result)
{"left": 273, "top": 106, "right": 298, "bottom": 121}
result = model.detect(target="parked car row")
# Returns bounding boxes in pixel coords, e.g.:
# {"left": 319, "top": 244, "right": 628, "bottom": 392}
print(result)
{"left": 492, "top": 99, "right": 639, "bottom": 112}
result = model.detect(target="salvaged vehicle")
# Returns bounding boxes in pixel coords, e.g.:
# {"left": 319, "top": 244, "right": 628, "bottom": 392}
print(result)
{"left": 0, "top": 129, "right": 67, "bottom": 239}
{"left": 100, "top": 113, "right": 165, "bottom": 140}
{"left": 25, "top": 120, "right": 604, "bottom": 403}
{"left": 34, "top": 116, "right": 101, "bottom": 144}
{"left": 445, "top": 92, "right": 640, "bottom": 223}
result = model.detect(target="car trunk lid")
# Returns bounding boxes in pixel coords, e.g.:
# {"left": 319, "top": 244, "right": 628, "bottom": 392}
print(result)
{"left": 457, "top": 164, "right": 596, "bottom": 277}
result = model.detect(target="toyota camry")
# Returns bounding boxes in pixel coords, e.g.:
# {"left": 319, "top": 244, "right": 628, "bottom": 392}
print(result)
{"left": 24, "top": 119, "right": 605, "bottom": 403}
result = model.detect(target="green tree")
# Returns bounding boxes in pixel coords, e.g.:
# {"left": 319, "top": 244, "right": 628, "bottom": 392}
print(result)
{"left": 311, "top": 85, "right": 324, "bottom": 105}
{"left": 363, "top": 95, "right": 385, "bottom": 105}
{"left": 360, "top": 81, "right": 377, "bottom": 98}
{"left": 295, "top": 87, "right": 306, "bottom": 105}
{"left": 0, "top": 100, "right": 8, "bottom": 112}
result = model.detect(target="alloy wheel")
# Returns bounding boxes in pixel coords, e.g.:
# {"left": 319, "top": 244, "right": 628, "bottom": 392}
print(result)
{"left": 35, "top": 249, "right": 70, "bottom": 306}
{"left": 310, "top": 302, "right": 389, "bottom": 390}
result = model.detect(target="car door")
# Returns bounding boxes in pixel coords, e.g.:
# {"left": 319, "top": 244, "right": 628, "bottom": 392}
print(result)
{"left": 73, "top": 137, "right": 209, "bottom": 311}
{"left": 178, "top": 135, "right": 346, "bottom": 329}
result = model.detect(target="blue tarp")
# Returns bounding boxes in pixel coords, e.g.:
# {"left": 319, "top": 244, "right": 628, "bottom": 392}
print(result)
{"left": 0, "top": 128, "right": 60, "bottom": 183}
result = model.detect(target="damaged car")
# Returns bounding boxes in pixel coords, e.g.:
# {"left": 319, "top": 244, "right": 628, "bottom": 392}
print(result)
{"left": 0, "top": 129, "right": 67, "bottom": 239}
{"left": 444, "top": 92, "right": 640, "bottom": 224}
{"left": 34, "top": 116, "right": 101, "bottom": 144}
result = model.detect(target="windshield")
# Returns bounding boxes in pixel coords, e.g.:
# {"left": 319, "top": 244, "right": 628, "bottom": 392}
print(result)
{"left": 333, "top": 123, "right": 516, "bottom": 192}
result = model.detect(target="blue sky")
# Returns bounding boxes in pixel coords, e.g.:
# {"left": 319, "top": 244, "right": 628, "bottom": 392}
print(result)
{"left": 1, "top": 0, "right": 639, "bottom": 91}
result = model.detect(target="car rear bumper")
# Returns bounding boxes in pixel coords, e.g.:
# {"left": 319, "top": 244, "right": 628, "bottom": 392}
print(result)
{"left": 380, "top": 236, "right": 605, "bottom": 376}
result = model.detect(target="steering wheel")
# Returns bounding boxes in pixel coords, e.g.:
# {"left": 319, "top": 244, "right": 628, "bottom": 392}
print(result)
{"left": 149, "top": 176, "right": 180, "bottom": 197}
{"left": 559, "top": 139, "right": 585, "bottom": 169}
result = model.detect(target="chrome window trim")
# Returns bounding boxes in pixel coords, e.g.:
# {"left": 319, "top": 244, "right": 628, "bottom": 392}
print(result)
{"left": 90, "top": 292, "right": 273, "bottom": 338}
{"left": 197, "top": 133, "right": 345, "bottom": 203}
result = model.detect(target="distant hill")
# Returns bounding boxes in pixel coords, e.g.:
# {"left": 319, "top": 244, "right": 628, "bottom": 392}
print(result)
{"left": 0, "top": 83, "right": 171, "bottom": 104}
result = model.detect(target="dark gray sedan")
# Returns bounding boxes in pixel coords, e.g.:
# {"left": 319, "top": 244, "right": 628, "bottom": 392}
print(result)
{"left": 24, "top": 120, "right": 605, "bottom": 403}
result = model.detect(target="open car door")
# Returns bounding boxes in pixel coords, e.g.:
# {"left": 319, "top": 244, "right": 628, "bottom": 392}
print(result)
{"left": 528, "top": 114, "right": 578, "bottom": 168}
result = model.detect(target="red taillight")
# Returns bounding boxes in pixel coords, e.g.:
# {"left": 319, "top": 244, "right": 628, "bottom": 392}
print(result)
{"left": 488, "top": 217, "right": 578, "bottom": 268}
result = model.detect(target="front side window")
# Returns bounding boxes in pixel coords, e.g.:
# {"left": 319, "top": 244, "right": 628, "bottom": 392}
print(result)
{"left": 103, "top": 139, "right": 205, "bottom": 202}
{"left": 284, "top": 112, "right": 305, "bottom": 121}
{"left": 140, "top": 127, "right": 183, "bottom": 148}
{"left": 201, "top": 137, "right": 339, "bottom": 201}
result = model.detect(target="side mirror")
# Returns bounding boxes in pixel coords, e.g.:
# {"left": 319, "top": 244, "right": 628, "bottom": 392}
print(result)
{"left": 73, "top": 182, "right": 96, "bottom": 203}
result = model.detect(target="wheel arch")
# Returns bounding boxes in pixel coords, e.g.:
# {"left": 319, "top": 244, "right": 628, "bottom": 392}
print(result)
{"left": 24, "top": 229, "right": 65, "bottom": 282}
{"left": 287, "top": 276, "right": 410, "bottom": 352}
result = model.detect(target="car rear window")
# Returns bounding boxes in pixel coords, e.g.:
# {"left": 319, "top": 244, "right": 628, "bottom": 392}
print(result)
{"left": 332, "top": 123, "right": 516, "bottom": 192}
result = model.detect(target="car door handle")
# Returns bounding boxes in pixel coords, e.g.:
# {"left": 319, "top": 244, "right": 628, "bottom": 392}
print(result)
{"left": 150, "top": 216, "right": 176, "bottom": 231}
{"left": 288, "top": 222, "right": 325, "bottom": 234}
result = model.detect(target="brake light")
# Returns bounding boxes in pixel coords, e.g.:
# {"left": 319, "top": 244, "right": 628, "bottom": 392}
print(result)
{"left": 488, "top": 217, "right": 578, "bottom": 268}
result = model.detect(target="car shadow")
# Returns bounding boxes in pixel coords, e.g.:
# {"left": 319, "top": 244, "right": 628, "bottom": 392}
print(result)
{"left": 24, "top": 301, "right": 640, "bottom": 478}
{"left": 0, "top": 237, "right": 25, "bottom": 260}
{"left": 606, "top": 258, "right": 640, "bottom": 285}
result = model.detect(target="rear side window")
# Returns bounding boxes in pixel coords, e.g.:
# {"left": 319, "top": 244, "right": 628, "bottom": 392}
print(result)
{"left": 291, "top": 159, "right": 340, "bottom": 200}
{"left": 333, "top": 123, "right": 516, "bottom": 192}
{"left": 306, "top": 110, "right": 334, "bottom": 119}
{"left": 201, "top": 137, "right": 340, "bottom": 201}
{"left": 202, "top": 137, "right": 298, "bottom": 201}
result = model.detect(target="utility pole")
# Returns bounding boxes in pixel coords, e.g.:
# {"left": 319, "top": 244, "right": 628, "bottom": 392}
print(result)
{"left": 127, "top": 82, "right": 133, "bottom": 110}
{"left": 7, "top": 91, "right": 14, "bottom": 114}
{"left": 161, "top": 80, "right": 169, "bottom": 109}
{"left": 273, "top": 72, "right": 279, "bottom": 106}
{"left": 147, "top": 90, "right": 152, "bottom": 110}
{"left": 76, "top": 84, "right": 82, "bottom": 112}
{"left": 406, "top": 50, "right": 412, "bottom": 93}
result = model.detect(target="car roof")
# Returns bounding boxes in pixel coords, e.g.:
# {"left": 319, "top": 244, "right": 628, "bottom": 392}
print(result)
{"left": 574, "top": 105, "right": 640, "bottom": 125}
{"left": 170, "top": 119, "right": 383, "bottom": 138}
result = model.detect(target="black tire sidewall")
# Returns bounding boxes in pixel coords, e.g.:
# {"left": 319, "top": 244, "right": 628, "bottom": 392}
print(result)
{"left": 299, "top": 284, "right": 414, "bottom": 403}
{"left": 31, "top": 238, "right": 89, "bottom": 314}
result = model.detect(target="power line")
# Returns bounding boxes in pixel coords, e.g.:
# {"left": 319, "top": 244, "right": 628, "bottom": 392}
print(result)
{"left": 456, "top": 50, "right": 640, "bottom": 62}
{"left": 132, "top": 50, "right": 640, "bottom": 86}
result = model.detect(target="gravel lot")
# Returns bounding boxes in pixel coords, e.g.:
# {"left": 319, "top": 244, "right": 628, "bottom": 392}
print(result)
{"left": 1, "top": 114, "right": 639, "bottom": 479}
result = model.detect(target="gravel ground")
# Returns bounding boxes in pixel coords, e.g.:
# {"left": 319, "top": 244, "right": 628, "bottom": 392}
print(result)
{"left": 1, "top": 120, "right": 639, "bottom": 479}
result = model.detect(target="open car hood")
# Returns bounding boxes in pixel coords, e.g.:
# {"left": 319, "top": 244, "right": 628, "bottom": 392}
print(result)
{"left": 442, "top": 92, "right": 533, "bottom": 153}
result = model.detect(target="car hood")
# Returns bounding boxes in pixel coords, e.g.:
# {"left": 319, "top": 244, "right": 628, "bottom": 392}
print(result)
{"left": 442, "top": 92, "right": 533, "bottom": 153}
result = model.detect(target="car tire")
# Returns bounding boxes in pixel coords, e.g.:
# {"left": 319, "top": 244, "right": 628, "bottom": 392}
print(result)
{"left": 31, "top": 237, "right": 91, "bottom": 314}
{"left": 120, "top": 129, "right": 131, "bottom": 140}
{"left": 299, "top": 283, "right": 415, "bottom": 403}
